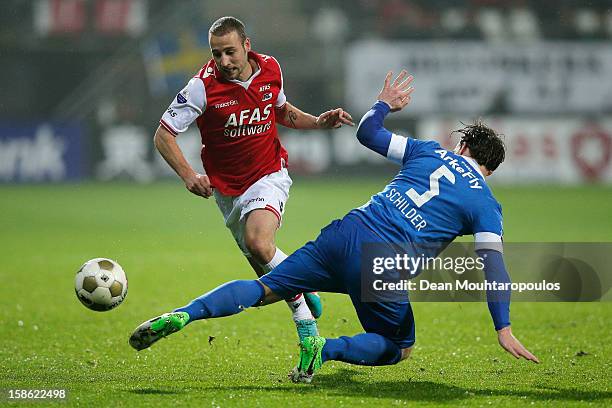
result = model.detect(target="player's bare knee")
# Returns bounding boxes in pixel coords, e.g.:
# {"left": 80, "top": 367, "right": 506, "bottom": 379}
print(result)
{"left": 244, "top": 236, "right": 275, "bottom": 264}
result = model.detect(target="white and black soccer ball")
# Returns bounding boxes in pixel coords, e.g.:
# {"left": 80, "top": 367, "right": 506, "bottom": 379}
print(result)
{"left": 75, "top": 258, "right": 128, "bottom": 311}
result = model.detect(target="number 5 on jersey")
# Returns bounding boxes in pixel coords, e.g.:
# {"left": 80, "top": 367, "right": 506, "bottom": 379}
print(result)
{"left": 406, "top": 165, "right": 456, "bottom": 207}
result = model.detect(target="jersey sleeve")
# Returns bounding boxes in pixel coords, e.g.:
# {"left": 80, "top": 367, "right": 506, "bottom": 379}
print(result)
{"left": 472, "top": 200, "right": 504, "bottom": 253}
{"left": 355, "top": 101, "right": 435, "bottom": 164}
{"left": 271, "top": 57, "right": 286, "bottom": 108}
{"left": 476, "top": 248, "right": 511, "bottom": 330}
{"left": 160, "top": 77, "right": 206, "bottom": 136}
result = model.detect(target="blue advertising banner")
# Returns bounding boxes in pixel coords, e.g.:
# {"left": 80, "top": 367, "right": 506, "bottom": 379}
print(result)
{"left": 0, "top": 122, "right": 86, "bottom": 182}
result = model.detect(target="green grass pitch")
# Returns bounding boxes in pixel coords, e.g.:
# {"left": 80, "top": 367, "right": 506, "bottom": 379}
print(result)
{"left": 0, "top": 180, "right": 611, "bottom": 407}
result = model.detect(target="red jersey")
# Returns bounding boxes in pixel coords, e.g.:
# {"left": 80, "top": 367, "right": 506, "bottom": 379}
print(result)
{"left": 160, "top": 51, "right": 288, "bottom": 196}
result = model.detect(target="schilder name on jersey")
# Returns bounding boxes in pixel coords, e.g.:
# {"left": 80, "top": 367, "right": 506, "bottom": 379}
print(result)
{"left": 223, "top": 104, "right": 273, "bottom": 138}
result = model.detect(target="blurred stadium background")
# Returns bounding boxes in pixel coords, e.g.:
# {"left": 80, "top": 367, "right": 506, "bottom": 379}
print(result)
{"left": 2, "top": 0, "right": 612, "bottom": 185}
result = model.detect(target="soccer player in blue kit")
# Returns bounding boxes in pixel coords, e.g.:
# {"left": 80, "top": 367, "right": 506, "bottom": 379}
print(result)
{"left": 130, "top": 70, "right": 539, "bottom": 383}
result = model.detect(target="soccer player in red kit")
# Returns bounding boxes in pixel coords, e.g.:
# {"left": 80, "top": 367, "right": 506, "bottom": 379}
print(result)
{"left": 154, "top": 16, "right": 354, "bottom": 341}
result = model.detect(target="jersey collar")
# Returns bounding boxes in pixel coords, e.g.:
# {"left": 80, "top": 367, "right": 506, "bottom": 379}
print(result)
{"left": 463, "top": 156, "right": 486, "bottom": 180}
{"left": 227, "top": 51, "right": 262, "bottom": 90}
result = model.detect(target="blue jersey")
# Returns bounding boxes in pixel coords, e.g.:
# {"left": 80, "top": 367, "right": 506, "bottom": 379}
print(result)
{"left": 350, "top": 101, "right": 510, "bottom": 330}
{"left": 353, "top": 139, "right": 503, "bottom": 248}
{"left": 351, "top": 102, "right": 503, "bottom": 254}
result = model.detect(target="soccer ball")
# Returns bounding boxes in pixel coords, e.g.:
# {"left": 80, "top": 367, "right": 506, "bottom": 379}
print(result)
{"left": 75, "top": 258, "right": 128, "bottom": 311}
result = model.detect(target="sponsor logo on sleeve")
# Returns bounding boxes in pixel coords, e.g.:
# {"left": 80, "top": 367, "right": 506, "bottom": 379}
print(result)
{"left": 176, "top": 92, "right": 187, "bottom": 104}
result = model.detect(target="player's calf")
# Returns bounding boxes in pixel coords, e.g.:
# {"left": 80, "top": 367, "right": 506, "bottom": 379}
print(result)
{"left": 129, "top": 280, "right": 276, "bottom": 351}
{"left": 321, "top": 333, "right": 403, "bottom": 366}
{"left": 252, "top": 246, "right": 323, "bottom": 338}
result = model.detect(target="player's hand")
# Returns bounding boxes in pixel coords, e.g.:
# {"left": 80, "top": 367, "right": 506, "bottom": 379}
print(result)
{"left": 378, "top": 70, "right": 415, "bottom": 112}
{"left": 183, "top": 173, "right": 214, "bottom": 199}
{"left": 316, "top": 108, "right": 354, "bottom": 129}
{"left": 497, "top": 326, "right": 540, "bottom": 363}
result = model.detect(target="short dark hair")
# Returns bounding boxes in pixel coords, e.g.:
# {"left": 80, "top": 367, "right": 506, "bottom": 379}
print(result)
{"left": 455, "top": 120, "right": 505, "bottom": 172}
{"left": 209, "top": 16, "right": 247, "bottom": 43}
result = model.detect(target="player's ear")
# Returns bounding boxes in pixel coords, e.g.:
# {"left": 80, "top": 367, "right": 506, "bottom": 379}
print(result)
{"left": 454, "top": 141, "right": 467, "bottom": 155}
{"left": 453, "top": 141, "right": 461, "bottom": 154}
{"left": 243, "top": 37, "right": 251, "bottom": 52}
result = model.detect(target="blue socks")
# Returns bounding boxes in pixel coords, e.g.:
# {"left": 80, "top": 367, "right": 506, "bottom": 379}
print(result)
{"left": 322, "top": 333, "right": 402, "bottom": 366}
{"left": 174, "top": 280, "right": 264, "bottom": 323}
{"left": 173, "top": 280, "right": 403, "bottom": 367}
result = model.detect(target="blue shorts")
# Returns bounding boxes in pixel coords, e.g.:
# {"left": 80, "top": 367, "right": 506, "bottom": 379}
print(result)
{"left": 260, "top": 213, "right": 415, "bottom": 348}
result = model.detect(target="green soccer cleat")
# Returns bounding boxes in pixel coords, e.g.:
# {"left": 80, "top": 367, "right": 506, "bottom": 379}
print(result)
{"left": 129, "top": 311, "right": 189, "bottom": 351}
{"left": 289, "top": 336, "right": 326, "bottom": 383}
{"left": 304, "top": 292, "right": 323, "bottom": 319}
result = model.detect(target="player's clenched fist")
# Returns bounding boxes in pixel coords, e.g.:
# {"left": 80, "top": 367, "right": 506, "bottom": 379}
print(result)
{"left": 184, "top": 173, "right": 214, "bottom": 199}
{"left": 378, "top": 70, "right": 415, "bottom": 112}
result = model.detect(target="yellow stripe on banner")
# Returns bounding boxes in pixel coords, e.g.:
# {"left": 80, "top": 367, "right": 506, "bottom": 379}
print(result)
{"left": 160, "top": 32, "right": 211, "bottom": 75}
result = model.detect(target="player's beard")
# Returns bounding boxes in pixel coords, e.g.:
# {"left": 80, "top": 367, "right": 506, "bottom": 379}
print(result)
{"left": 220, "top": 65, "right": 244, "bottom": 81}
{"left": 220, "top": 50, "right": 250, "bottom": 81}
{"left": 231, "top": 59, "right": 252, "bottom": 81}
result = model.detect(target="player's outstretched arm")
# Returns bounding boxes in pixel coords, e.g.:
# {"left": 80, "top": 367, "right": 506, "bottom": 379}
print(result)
{"left": 154, "top": 126, "right": 213, "bottom": 199}
{"left": 477, "top": 248, "right": 540, "bottom": 363}
{"left": 276, "top": 102, "right": 354, "bottom": 129}
{"left": 355, "top": 70, "right": 415, "bottom": 159}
